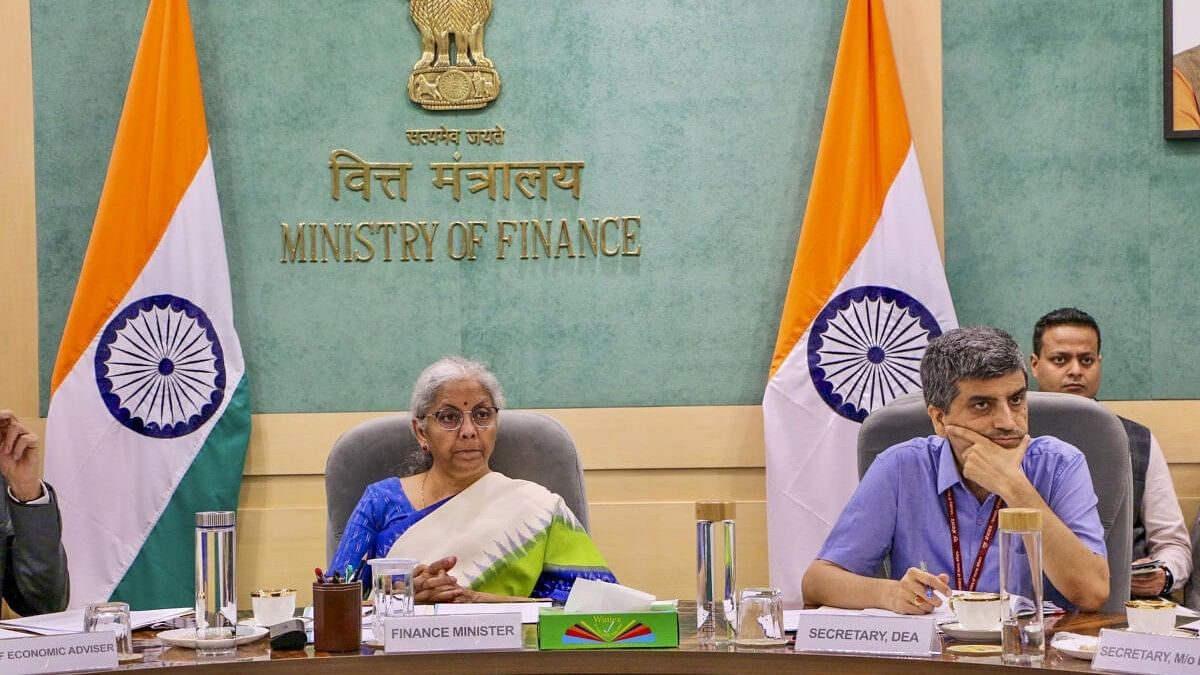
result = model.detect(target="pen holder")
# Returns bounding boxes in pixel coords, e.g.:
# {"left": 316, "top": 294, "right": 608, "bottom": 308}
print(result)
{"left": 312, "top": 581, "right": 362, "bottom": 652}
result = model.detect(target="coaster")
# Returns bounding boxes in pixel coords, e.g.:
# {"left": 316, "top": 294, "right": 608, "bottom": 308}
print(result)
{"left": 945, "top": 643, "right": 1003, "bottom": 656}
{"left": 940, "top": 621, "right": 1001, "bottom": 642}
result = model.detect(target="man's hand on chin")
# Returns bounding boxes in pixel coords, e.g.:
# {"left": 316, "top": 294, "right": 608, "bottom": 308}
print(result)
{"left": 945, "top": 425, "right": 1031, "bottom": 500}
{"left": 0, "top": 411, "right": 44, "bottom": 502}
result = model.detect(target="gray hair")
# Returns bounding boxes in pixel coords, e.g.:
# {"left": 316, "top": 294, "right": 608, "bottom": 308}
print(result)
{"left": 409, "top": 355, "right": 506, "bottom": 422}
{"left": 920, "top": 326, "right": 1027, "bottom": 411}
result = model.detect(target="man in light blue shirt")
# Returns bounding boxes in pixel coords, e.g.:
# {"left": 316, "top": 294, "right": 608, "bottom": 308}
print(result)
{"left": 802, "top": 327, "right": 1109, "bottom": 613}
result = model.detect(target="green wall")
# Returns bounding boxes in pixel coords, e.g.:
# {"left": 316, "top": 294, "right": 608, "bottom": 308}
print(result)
{"left": 945, "top": 0, "right": 1200, "bottom": 399}
{"left": 34, "top": 0, "right": 843, "bottom": 413}
{"left": 41, "top": 2, "right": 1189, "bottom": 413}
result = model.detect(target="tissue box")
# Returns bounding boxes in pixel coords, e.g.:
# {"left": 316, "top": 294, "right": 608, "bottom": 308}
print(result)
{"left": 537, "top": 606, "right": 679, "bottom": 650}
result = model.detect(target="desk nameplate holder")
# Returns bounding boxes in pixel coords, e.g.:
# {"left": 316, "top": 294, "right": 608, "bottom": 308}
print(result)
{"left": 1092, "top": 627, "right": 1200, "bottom": 674}
{"left": 792, "top": 613, "right": 938, "bottom": 656}
{"left": 0, "top": 631, "right": 117, "bottom": 674}
{"left": 383, "top": 613, "right": 522, "bottom": 653}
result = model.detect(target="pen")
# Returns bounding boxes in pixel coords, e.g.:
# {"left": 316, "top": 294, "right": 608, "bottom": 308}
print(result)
{"left": 345, "top": 564, "right": 354, "bottom": 582}
{"left": 919, "top": 561, "right": 934, "bottom": 599}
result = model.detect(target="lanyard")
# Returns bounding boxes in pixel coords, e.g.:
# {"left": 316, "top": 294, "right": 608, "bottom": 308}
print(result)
{"left": 944, "top": 491, "right": 1004, "bottom": 592}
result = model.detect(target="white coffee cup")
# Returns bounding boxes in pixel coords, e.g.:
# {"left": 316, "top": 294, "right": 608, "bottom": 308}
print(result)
{"left": 1125, "top": 599, "right": 1176, "bottom": 635}
{"left": 250, "top": 589, "right": 297, "bottom": 627}
{"left": 951, "top": 592, "right": 1001, "bottom": 631}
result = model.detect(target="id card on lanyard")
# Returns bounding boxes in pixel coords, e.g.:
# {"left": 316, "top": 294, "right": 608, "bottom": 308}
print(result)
{"left": 944, "top": 490, "right": 1005, "bottom": 591}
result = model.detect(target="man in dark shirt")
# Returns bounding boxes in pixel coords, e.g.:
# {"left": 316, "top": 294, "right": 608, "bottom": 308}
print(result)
{"left": 1031, "top": 308, "right": 1191, "bottom": 599}
{"left": 0, "top": 410, "right": 69, "bottom": 615}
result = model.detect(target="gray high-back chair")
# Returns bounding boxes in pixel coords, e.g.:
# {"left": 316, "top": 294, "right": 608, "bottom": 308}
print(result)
{"left": 325, "top": 411, "right": 589, "bottom": 560}
{"left": 1184, "top": 520, "right": 1200, "bottom": 610}
{"left": 857, "top": 391, "right": 1132, "bottom": 613}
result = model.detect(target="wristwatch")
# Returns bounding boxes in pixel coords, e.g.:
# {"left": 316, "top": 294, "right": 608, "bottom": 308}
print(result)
{"left": 1162, "top": 567, "right": 1175, "bottom": 597}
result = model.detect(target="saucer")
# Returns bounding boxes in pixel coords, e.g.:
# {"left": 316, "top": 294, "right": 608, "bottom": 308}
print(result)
{"left": 1051, "top": 632, "right": 1097, "bottom": 660}
{"left": 156, "top": 625, "right": 268, "bottom": 649}
{"left": 941, "top": 622, "right": 1001, "bottom": 642}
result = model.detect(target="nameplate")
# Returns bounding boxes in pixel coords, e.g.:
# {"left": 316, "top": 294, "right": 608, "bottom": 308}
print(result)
{"left": 0, "top": 632, "right": 117, "bottom": 674}
{"left": 792, "top": 613, "right": 936, "bottom": 656}
{"left": 1092, "top": 628, "right": 1200, "bottom": 674}
{"left": 383, "top": 613, "right": 522, "bottom": 653}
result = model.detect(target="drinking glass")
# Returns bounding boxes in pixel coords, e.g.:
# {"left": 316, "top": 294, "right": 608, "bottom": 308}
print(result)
{"left": 84, "top": 601, "right": 133, "bottom": 656}
{"left": 733, "top": 587, "right": 786, "bottom": 647}
{"left": 367, "top": 558, "right": 417, "bottom": 638}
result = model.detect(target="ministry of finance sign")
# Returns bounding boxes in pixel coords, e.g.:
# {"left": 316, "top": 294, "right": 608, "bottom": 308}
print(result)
{"left": 274, "top": 3, "right": 643, "bottom": 265}
{"left": 278, "top": 143, "right": 641, "bottom": 264}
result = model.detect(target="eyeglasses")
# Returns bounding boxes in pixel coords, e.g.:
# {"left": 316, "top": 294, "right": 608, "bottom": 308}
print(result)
{"left": 423, "top": 406, "right": 499, "bottom": 431}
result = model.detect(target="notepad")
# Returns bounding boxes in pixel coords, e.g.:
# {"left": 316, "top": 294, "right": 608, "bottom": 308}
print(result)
{"left": 0, "top": 607, "right": 191, "bottom": 636}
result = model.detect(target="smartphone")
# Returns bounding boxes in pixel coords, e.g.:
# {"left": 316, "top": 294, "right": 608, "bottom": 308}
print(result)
{"left": 1130, "top": 560, "right": 1164, "bottom": 577}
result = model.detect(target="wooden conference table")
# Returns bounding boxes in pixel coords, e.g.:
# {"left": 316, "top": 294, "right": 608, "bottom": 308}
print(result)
{"left": 105, "top": 604, "right": 1123, "bottom": 674}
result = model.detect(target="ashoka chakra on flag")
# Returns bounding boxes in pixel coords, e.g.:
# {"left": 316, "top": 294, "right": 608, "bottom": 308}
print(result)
{"left": 807, "top": 285, "right": 941, "bottom": 423}
{"left": 94, "top": 294, "right": 226, "bottom": 438}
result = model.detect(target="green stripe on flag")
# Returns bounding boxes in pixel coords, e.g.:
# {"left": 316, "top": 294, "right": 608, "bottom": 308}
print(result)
{"left": 111, "top": 376, "right": 251, "bottom": 609}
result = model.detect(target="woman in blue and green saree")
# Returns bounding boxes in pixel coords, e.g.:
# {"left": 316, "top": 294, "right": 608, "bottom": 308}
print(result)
{"left": 328, "top": 356, "right": 615, "bottom": 604}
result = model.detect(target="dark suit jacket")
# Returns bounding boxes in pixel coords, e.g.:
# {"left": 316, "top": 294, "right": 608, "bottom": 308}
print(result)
{"left": 0, "top": 478, "right": 69, "bottom": 615}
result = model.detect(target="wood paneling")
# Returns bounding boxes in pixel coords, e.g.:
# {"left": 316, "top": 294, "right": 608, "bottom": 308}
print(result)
{"left": 245, "top": 406, "right": 766, "bottom": 476}
{"left": 237, "top": 506, "right": 325, "bottom": 606}
{"left": 0, "top": 0, "right": 38, "bottom": 417}
{"left": 584, "top": 468, "right": 766, "bottom": 502}
{"left": 1102, "top": 401, "right": 1200, "bottom": 463}
{"left": 884, "top": 0, "right": 944, "bottom": 251}
{"left": 591, "top": 501, "right": 769, "bottom": 602}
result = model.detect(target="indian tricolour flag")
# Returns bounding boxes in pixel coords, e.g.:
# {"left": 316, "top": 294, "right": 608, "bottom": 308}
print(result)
{"left": 45, "top": 0, "right": 250, "bottom": 609}
{"left": 763, "top": 0, "right": 957, "bottom": 606}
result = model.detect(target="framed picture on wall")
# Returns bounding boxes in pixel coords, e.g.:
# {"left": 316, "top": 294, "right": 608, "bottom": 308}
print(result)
{"left": 1165, "top": 0, "right": 1200, "bottom": 138}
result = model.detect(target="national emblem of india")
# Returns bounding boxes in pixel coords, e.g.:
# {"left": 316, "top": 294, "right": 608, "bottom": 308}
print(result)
{"left": 407, "top": 0, "right": 500, "bottom": 110}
